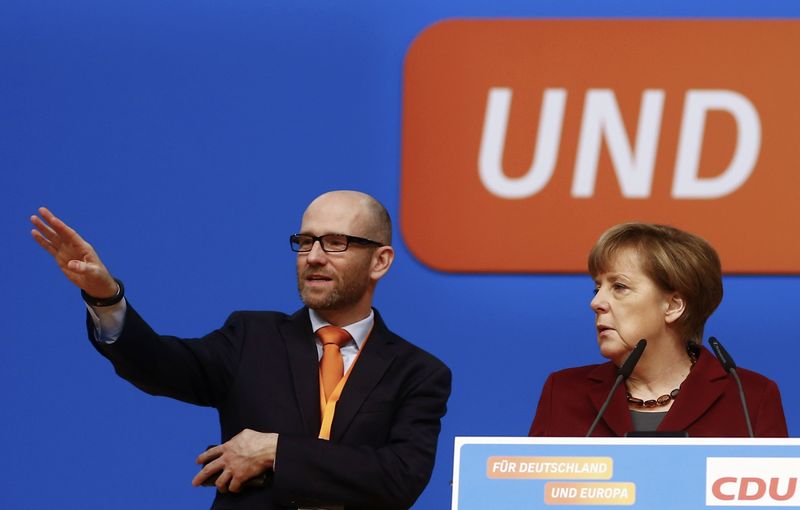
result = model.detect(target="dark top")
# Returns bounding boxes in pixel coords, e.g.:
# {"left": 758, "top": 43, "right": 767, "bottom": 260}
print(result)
{"left": 630, "top": 410, "right": 667, "bottom": 432}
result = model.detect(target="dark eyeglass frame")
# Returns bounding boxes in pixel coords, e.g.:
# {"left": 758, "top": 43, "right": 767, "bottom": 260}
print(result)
{"left": 290, "top": 233, "right": 384, "bottom": 253}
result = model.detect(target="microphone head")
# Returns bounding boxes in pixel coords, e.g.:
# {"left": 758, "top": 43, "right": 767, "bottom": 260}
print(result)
{"left": 709, "top": 336, "right": 737, "bottom": 372}
{"left": 616, "top": 339, "right": 647, "bottom": 379}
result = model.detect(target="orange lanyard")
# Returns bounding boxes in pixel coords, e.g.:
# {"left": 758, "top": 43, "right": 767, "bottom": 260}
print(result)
{"left": 317, "top": 329, "right": 371, "bottom": 440}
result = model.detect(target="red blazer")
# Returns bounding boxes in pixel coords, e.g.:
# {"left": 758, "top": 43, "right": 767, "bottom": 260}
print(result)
{"left": 529, "top": 346, "right": 788, "bottom": 437}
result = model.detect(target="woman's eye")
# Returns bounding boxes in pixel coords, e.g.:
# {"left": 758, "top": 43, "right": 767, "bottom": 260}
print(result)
{"left": 592, "top": 287, "right": 600, "bottom": 295}
{"left": 613, "top": 283, "right": 627, "bottom": 290}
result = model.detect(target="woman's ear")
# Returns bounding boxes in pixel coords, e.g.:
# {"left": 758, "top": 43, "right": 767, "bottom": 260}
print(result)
{"left": 665, "top": 293, "right": 686, "bottom": 324}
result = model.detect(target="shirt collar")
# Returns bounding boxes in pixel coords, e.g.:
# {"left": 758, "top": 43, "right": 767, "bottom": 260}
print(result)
{"left": 308, "top": 308, "right": 374, "bottom": 350}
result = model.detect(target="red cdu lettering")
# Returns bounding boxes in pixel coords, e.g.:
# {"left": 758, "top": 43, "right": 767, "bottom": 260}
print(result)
{"left": 712, "top": 477, "right": 737, "bottom": 501}
{"left": 738, "top": 477, "right": 766, "bottom": 500}
{"left": 769, "top": 477, "right": 798, "bottom": 501}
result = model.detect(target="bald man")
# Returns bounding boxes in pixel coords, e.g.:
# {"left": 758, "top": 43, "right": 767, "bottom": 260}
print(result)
{"left": 31, "top": 191, "right": 451, "bottom": 510}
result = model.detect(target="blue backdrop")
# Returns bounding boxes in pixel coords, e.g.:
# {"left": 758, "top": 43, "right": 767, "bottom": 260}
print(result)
{"left": 2, "top": 1, "right": 799, "bottom": 509}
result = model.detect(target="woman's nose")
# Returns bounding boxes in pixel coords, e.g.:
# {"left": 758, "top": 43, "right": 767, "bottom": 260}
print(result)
{"left": 591, "top": 288, "right": 608, "bottom": 312}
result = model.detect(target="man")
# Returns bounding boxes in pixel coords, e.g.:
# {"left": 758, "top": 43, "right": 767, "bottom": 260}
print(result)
{"left": 30, "top": 190, "right": 451, "bottom": 510}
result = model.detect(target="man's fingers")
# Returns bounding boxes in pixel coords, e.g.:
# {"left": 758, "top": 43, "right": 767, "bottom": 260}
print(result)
{"left": 196, "top": 445, "right": 222, "bottom": 465}
{"left": 31, "top": 230, "right": 58, "bottom": 257}
{"left": 191, "top": 457, "right": 223, "bottom": 487}
{"left": 34, "top": 208, "right": 61, "bottom": 239}
{"left": 191, "top": 445, "right": 224, "bottom": 487}
{"left": 37, "top": 207, "right": 83, "bottom": 244}
{"left": 31, "top": 212, "right": 81, "bottom": 256}
{"left": 30, "top": 215, "right": 59, "bottom": 245}
{"left": 190, "top": 470, "right": 205, "bottom": 487}
{"left": 215, "top": 470, "right": 232, "bottom": 493}
{"left": 37, "top": 207, "right": 60, "bottom": 229}
{"left": 228, "top": 475, "right": 243, "bottom": 493}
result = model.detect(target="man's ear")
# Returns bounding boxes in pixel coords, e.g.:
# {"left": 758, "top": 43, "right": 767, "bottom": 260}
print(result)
{"left": 370, "top": 246, "right": 395, "bottom": 281}
{"left": 665, "top": 293, "right": 686, "bottom": 324}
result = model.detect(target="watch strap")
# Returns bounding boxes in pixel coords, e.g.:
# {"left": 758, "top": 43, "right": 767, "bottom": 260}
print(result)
{"left": 81, "top": 278, "right": 125, "bottom": 307}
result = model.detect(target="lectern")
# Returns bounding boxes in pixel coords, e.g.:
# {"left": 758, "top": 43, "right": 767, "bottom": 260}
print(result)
{"left": 452, "top": 437, "right": 800, "bottom": 509}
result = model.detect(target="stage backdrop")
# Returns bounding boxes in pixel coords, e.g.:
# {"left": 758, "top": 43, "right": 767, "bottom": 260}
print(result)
{"left": 2, "top": 1, "right": 799, "bottom": 509}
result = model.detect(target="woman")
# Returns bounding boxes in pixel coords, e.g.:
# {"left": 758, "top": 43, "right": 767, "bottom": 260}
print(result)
{"left": 529, "top": 223, "right": 788, "bottom": 437}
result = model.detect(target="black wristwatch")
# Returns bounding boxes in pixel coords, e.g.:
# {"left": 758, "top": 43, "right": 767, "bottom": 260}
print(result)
{"left": 81, "top": 278, "right": 125, "bottom": 307}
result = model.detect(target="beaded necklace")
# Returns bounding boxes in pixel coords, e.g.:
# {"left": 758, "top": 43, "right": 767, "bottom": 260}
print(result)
{"left": 626, "top": 344, "right": 698, "bottom": 408}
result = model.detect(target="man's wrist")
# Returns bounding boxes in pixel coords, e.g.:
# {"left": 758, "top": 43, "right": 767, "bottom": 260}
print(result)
{"left": 272, "top": 433, "right": 279, "bottom": 471}
{"left": 82, "top": 278, "right": 125, "bottom": 307}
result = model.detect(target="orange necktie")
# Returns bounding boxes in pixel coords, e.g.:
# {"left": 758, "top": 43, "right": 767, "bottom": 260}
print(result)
{"left": 317, "top": 326, "right": 352, "bottom": 400}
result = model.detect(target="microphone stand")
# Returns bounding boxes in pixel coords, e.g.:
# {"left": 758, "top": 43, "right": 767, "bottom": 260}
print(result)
{"left": 709, "top": 337, "right": 754, "bottom": 438}
{"left": 586, "top": 339, "right": 647, "bottom": 437}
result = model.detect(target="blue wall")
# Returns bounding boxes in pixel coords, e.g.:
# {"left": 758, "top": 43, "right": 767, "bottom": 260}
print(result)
{"left": 2, "top": 1, "right": 799, "bottom": 508}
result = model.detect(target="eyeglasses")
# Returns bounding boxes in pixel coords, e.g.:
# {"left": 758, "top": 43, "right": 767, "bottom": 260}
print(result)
{"left": 290, "top": 233, "right": 384, "bottom": 253}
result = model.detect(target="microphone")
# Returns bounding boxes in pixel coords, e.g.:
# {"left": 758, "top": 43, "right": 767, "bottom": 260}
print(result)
{"left": 709, "top": 337, "right": 754, "bottom": 438}
{"left": 586, "top": 339, "right": 647, "bottom": 437}
{"left": 616, "top": 338, "right": 647, "bottom": 379}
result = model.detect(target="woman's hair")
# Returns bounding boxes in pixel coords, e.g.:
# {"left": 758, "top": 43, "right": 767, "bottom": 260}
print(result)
{"left": 588, "top": 223, "right": 723, "bottom": 344}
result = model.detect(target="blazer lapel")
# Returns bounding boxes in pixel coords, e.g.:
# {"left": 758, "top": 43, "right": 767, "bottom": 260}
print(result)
{"left": 588, "top": 363, "right": 633, "bottom": 437}
{"left": 330, "top": 311, "right": 395, "bottom": 441}
{"left": 280, "top": 308, "right": 321, "bottom": 436}
{"left": 658, "top": 347, "right": 728, "bottom": 433}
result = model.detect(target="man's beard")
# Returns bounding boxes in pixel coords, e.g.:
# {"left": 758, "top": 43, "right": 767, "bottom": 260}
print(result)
{"left": 297, "top": 269, "right": 370, "bottom": 311}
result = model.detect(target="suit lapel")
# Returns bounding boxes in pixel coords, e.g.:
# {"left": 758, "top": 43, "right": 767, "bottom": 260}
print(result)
{"left": 658, "top": 347, "right": 728, "bottom": 432}
{"left": 280, "top": 308, "right": 321, "bottom": 436}
{"left": 330, "top": 311, "right": 395, "bottom": 441}
{"left": 588, "top": 363, "right": 633, "bottom": 437}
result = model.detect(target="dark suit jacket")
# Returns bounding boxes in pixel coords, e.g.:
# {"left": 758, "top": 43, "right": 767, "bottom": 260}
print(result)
{"left": 89, "top": 304, "right": 451, "bottom": 510}
{"left": 529, "top": 346, "right": 787, "bottom": 437}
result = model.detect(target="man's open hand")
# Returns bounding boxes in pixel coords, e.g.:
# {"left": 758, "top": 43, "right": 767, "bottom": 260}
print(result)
{"left": 193, "top": 429, "right": 278, "bottom": 493}
{"left": 30, "top": 207, "right": 117, "bottom": 298}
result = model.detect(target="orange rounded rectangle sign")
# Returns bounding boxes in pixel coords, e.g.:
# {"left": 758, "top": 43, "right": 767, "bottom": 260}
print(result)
{"left": 486, "top": 456, "right": 613, "bottom": 479}
{"left": 544, "top": 482, "right": 636, "bottom": 505}
{"left": 401, "top": 20, "right": 800, "bottom": 273}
